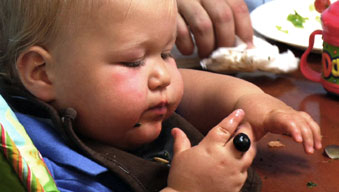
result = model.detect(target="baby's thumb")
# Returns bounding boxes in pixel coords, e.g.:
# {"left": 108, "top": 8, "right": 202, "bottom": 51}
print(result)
{"left": 172, "top": 128, "right": 191, "bottom": 155}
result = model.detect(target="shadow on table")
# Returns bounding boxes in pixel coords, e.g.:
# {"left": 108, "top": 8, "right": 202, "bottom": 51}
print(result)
{"left": 253, "top": 145, "right": 310, "bottom": 176}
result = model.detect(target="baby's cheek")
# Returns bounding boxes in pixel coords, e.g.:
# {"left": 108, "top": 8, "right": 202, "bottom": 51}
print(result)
{"left": 168, "top": 79, "right": 184, "bottom": 110}
{"left": 113, "top": 77, "right": 146, "bottom": 100}
{"left": 173, "top": 72, "right": 184, "bottom": 100}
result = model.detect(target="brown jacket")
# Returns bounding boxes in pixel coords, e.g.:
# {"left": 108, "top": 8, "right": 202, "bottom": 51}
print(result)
{"left": 0, "top": 77, "right": 260, "bottom": 192}
{"left": 0, "top": 77, "right": 203, "bottom": 192}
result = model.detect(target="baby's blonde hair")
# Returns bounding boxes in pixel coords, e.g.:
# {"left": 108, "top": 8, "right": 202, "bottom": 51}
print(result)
{"left": 0, "top": 0, "right": 87, "bottom": 84}
{"left": 0, "top": 0, "right": 177, "bottom": 85}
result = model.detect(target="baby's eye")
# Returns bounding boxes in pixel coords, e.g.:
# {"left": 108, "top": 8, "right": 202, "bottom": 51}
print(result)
{"left": 120, "top": 60, "right": 145, "bottom": 68}
{"left": 161, "top": 52, "right": 173, "bottom": 60}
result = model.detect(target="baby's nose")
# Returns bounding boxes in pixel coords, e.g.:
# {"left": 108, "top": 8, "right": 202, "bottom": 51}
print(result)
{"left": 148, "top": 59, "right": 171, "bottom": 90}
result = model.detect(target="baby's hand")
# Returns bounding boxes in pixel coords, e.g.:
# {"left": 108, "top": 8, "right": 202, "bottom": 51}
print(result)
{"left": 263, "top": 108, "right": 322, "bottom": 154}
{"left": 164, "top": 109, "right": 256, "bottom": 192}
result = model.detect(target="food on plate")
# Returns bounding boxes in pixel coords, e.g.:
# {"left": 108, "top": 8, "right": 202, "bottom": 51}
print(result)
{"left": 287, "top": 11, "right": 309, "bottom": 28}
{"left": 200, "top": 36, "right": 299, "bottom": 74}
{"left": 276, "top": 26, "right": 288, "bottom": 34}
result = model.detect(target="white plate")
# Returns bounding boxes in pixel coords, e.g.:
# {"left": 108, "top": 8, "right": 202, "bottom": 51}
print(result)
{"left": 250, "top": 0, "right": 329, "bottom": 52}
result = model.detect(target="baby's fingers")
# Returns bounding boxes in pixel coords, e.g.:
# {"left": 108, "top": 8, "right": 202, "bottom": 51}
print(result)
{"left": 172, "top": 128, "right": 191, "bottom": 155}
{"left": 202, "top": 109, "right": 245, "bottom": 145}
{"left": 226, "top": 122, "right": 256, "bottom": 163}
{"left": 288, "top": 112, "right": 322, "bottom": 154}
{"left": 303, "top": 113, "right": 322, "bottom": 150}
{"left": 300, "top": 125, "right": 316, "bottom": 154}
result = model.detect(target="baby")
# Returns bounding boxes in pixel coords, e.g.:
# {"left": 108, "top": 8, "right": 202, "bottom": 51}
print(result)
{"left": 0, "top": 0, "right": 321, "bottom": 191}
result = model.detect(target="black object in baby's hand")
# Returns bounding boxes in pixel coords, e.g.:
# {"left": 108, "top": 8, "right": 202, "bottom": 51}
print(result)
{"left": 233, "top": 133, "right": 251, "bottom": 152}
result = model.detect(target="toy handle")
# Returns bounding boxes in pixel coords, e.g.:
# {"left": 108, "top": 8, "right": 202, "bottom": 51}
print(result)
{"left": 300, "top": 30, "right": 323, "bottom": 82}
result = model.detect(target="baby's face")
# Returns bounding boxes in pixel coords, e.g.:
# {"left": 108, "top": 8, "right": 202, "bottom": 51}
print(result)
{"left": 48, "top": 0, "right": 182, "bottom": 149}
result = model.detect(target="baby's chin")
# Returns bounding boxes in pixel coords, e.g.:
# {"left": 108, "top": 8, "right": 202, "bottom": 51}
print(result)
{"left": 123, "top": 121, "right": 163, "bottom": 150}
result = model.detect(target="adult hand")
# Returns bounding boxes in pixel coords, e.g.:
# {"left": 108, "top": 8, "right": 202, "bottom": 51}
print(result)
{"left": 164, "top": 109, "right": 256, "bottom": 192}
{"left": 176, "top": 0, "right": 254, "bottom": 58}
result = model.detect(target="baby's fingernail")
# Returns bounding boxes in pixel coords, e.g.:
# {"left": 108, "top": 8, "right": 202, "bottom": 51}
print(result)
{"left": 296, "top": 135, "right": 303, "bottom": 143}
{"left": 234, "top": 109, "right": 244, "bottom": 117}
{"left": 308, "top": 147, "right": 314, "bottom": 154}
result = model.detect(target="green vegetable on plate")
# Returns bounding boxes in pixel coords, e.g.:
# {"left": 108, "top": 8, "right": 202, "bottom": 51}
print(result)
{"left": 276, "top": 26, "right": 288, "bottom": 34}
{"left": 287, "top": 10, "right": 308, "bottom": 28}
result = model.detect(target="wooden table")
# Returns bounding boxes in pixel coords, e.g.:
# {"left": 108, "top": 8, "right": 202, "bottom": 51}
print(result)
{"left": 176, "top": 44, "right": 339, "bottom": 192}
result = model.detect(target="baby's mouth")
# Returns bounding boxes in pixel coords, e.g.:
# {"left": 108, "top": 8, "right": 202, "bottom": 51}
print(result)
{"left": 133, "top": 102, "right": 169, "bottom": 127}
{"left": 149, "top": 102, "right": 168, "bottom": 115}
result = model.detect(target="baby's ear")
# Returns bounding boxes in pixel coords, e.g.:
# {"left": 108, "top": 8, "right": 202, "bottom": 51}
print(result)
{"left": 16, "top": 46, "right": 55, "bottom": 102}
